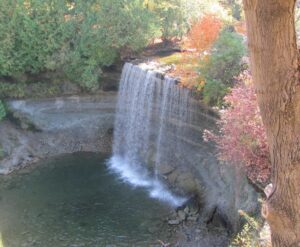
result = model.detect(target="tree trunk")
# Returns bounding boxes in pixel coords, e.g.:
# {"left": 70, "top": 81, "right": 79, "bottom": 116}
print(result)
{"left": 243, "top": 0, "right": 300, "bottom": 246}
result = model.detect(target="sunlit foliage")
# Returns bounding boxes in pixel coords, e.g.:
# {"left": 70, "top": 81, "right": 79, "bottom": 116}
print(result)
{"left": 219, "top": 0, "right": 243, "bottom": 21}
{"left": 187, "top": 14, "right": 222, "bottom": 52}
{"left": 200, "top": 27, "right": 246, "bottom": 105}
{"left": 0, "top": 0, "right": 159, "bottom": 93}
{"left": 204, "top": 71, "right": 271, "bottom": 183}
{"left": 230, "top": 210, "right": 263, "bottom": 247}
{"left": 0, "top": 0, "right": 245, "bottom": 97}
{"left": 200, "top": 27, "right": 246, "bottom": 86}
{"left": 147, "top": 0, "right": 186, "bottom": 40}
{"left": 160, "top": 13, "right": 224, "bottom": 90}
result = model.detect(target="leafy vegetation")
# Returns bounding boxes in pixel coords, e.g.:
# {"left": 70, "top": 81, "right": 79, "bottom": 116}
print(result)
{"left": 187, "top": 14, "right": 223, "bottom": 52}
{"left": 0, "top": 81, "right": 61, "bottom": 99}
{"left": 199, "top": 28, "right": 246, "bottom": 105}
{"left": 147, "top": 0, "right": 233, "bottom": 41}
{"left": 220, "top": 0, "right": 243, "bottom": 21}
{"left": 230, "top": 210, "right": 263, "bottom": 247}
{"left": 202, "top": 78, "right": 228, "bottom": 106}
{"left": 204, "top": 71, "right": 270, "bottom": 184}
{"left": 160, "top": 21, "right": 246, "bottom": 106}
{"left": 159, "top": 13, "right": 224, "bottom": 90}
{"left": 0, "top": 100, "right": 6, "bottom": 121}
{"left": 148, "top": 0, "right": 186, "bottom": 40}
{"left": 0, "top": 0, "right": 245, "bottom": 99}
{"left": 0, "top": 0, "right": 160, "bottom": 95}
{"left": 200, "top": 28, "right": 246, "bottom": 86}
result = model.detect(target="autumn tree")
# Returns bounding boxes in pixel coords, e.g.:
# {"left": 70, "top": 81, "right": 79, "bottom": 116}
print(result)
{"left": 243, "top": 0, "right": 300, "bottom": 246}
{"left": 187, "top": 14, "right": 222, "bottom": 52}
{"left": 204, "top": 71, "right": 271, "bottom": 183}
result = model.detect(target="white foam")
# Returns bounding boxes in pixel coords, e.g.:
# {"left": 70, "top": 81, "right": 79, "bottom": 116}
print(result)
{"left": 107, "top": 155, "right": 186, "bottom": 208}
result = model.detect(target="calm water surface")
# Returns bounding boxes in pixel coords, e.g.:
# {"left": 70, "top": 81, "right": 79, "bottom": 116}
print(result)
{"left": 0, "top": 153, "right": 173, "bottom": 247}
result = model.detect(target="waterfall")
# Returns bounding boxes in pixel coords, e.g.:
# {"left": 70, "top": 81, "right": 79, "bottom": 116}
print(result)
{"left": 108, "top": 62, "right": 192, "bottom": 207}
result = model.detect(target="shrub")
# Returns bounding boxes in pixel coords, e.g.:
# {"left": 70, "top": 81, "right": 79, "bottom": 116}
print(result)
{"left": 230, "top": 210, "right": 262, "bottom": 247}
{"left": 0, "top": 81, "right": 62, "bottom": 99}
{"left": 0, "top": 143, "right": 4, "bottom": 160}
{"left": 0, "top": 82, "right": 26, "bottom": 99}
{"left": 0, "top": 100, "right": 6, "bottom": 121}
{"left": 204, "top": 71, "right": 270, "bottom": 183}
{"left": 203, "top": 79, "right": 228, "bottom": 106}
{"left": 200, "top": 28, "right": 246, "bottom": 86}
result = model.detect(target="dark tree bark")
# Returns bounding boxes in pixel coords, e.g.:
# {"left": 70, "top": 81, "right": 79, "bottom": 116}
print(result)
{"left": 243, "top": 0, "right": 300, "bottom": 246}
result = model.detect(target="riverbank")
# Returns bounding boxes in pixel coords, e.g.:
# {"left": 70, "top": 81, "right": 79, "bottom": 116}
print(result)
{"left": 0, "top": 94, "right": 116, "bottom": 175}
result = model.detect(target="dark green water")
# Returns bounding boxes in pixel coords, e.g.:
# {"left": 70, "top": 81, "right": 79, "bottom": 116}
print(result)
{"left": 0, "top": 153, "right": 174, "bottom": 247}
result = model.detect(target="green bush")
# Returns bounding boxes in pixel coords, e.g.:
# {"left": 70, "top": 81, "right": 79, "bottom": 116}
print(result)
{"left": 0, "top": 144, "right": 4, "bottom": 160}
{"left": 0, "top": 82, "right": 26, "bottom": 99}
{"left": 200, "top": 28, "right": 246, "bottom": 87}
{"left": 0, "top": 81, "right": 61, "bottom": 99}
{"left": 200, "top": 27, "right": 246, "bottom": 106}
{"left": 203, "top": 79, "right": 228, "bottom": 106}
{"left": 0, "top": 100, "right": 6, "bottom": 121}
{"left": 230, "top": 210, "right": 263, "bottom": 247}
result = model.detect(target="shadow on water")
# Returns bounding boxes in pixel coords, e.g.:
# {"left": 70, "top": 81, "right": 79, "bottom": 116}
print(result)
{"left": 0, "top": 152, "right": 174, "bottom": 247}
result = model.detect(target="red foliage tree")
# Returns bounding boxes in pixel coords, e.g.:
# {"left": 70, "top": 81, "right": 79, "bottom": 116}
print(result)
{"left": 204, "top": 71, "right": 271, "bottom": 184}
{"left": 187, "top": 14, "right": 222, "bottom": 53}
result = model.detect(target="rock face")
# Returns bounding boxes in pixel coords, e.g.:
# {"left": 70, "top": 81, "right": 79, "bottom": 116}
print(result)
{"left": 158, "top": 103, "right": 259, "bottom": 231}
{"left": 111, "top": 62, "right": 259, "bottom": 232}
{"left": 0, "top": 93, "right": 117, "bottom": 174}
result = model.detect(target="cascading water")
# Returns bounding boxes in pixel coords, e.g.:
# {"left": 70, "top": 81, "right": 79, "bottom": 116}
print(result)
{"left": 108, "top": 62, "right": 192, "bottom": 207}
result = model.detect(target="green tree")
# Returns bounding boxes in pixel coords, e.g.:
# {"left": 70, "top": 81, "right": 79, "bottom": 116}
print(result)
{"left": 200, "top": 28, "right": 246, "bottom": 86}
{"left": 64, "top": 0, "right": 159, "bottom": 91}
{"left": 200, "top": 27, "right": 246, "bottom": 105}
{"left": 149, "top": 0, "right": 186, "bottom": 40}
{"left": 0, "top": 0, "right": 73, "bottom": 77}
{"left": 0, "top": 0, "right": 160, "bottom": 93}
{"left": 220, "top": 0, "right": 242, "bottom": 20}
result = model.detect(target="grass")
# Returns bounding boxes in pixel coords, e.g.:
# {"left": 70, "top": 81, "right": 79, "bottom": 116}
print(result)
{"left": 158, "top": 51, "right": 204, "bottom": 90}
{"left": 159, "top": 53, "right": 183, "bottom": 65}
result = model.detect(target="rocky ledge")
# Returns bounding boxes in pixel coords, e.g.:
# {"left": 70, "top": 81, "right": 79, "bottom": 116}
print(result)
{"left": 0, "top": 93, "right": 117, "bottom": 174}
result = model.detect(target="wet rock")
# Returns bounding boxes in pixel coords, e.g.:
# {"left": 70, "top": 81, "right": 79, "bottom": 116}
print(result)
{"left": 184, "top": 206, "right": 190, "bottom": 215}
{"left": 189, "top": 206, "right": 199, "bottom": 216}
{"left": 165, "top": 169, "right": 178, "bottom": 184}
{"left": 187, "top": 215, "right": 198, "bottom": 222}
{"left": 168, "top": 219, "right": 180, "bottom": 225}
{"left": 177, "top": 210, "right": 186, "bottom": 221}
{"left": 158, "top": 163, "right": 176, "bottom": 175}
{"left": 174, "top": 171, "right": 201, "bottom": 195}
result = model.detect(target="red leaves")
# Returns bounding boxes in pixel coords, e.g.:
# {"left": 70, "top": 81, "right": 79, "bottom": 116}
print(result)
{"left": 187, "top": 14, "right": 222, "bottom": 53}
{"left": 204, "top": 71, "right": 271, "bottom": 184}
{"left": 161, "top": 14, "right": 224, "bottom": 90}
